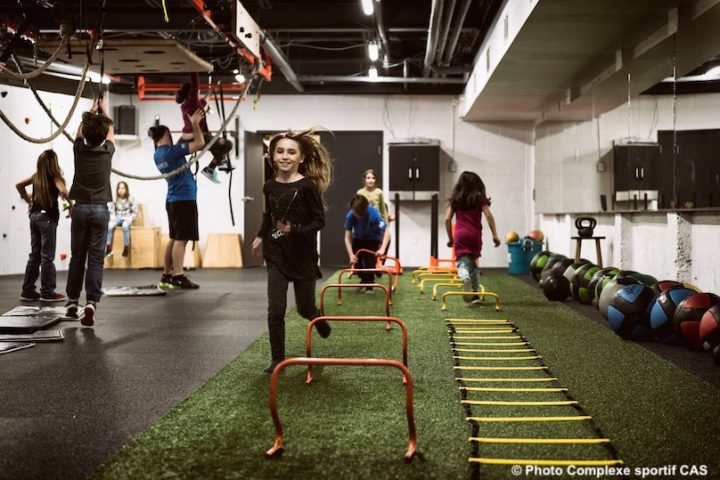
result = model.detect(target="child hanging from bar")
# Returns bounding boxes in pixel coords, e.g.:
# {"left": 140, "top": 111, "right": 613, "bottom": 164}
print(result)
{"left": 175, "top": 72, "right": 233, "bottom": 184}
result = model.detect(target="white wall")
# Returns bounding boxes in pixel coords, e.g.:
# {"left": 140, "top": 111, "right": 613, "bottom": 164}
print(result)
{"left": 1, "top": 88, "right": 533, "bottom": 273}
{"left": 0, "top": 85, "right": 93, "bottom": 275}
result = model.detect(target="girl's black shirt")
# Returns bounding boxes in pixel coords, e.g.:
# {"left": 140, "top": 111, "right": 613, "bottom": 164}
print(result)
{"left": 257, "top": 177, "right": 324, "bottom": 280}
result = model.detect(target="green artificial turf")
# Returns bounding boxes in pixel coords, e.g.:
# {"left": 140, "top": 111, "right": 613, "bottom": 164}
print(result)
{"left": 93, "top": 271, "right": 720, "bottom": 480}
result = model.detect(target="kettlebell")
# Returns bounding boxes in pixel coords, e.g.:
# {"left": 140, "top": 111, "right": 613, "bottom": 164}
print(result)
{"left": 575, "top": 217, "right": 596, "bottom": 238}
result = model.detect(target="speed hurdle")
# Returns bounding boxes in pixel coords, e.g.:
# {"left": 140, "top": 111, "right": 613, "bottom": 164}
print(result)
{"left": 265, "top": 357, "right": 417, "bottom": 463}
{"left": 441, "top": 290, "right": 501, "bottom": 311}
{"left": 337, "top": 268, "right": 396, "bottom": 305}
{"left": 319, "top": 283, "right": 392, "bottom": 329}
{"left": 305, "top": 315, "right": 408, "bottom": 384}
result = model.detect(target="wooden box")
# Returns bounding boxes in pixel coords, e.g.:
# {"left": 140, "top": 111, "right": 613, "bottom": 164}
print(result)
{"left": 129, "top": 227, "right": 161, "bottom": 268}
{"left": 202, "top": 233, "right": 243, "bottom": 268}
{"left": 132, "top": 203, "right": 146, "bottom": 227}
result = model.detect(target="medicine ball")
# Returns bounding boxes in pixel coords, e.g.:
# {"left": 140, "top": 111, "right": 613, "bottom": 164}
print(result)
{"left": 543, "top": 274, "right": 571, "bottom": 301}
{"left": 627, "top": 272, "right": 659, "bottom": 287}
{"left": 650, "top": 280, "right": 683, "bottom": 295}
{"left": 563, "top": 259, "right": 592, "bottom": 285}
{"left": 599, "top": 276, "right": 640, "bottom": 320}
{"left": 674, "top": 293, "right": 720, "bottom": 350}
{"left": 588, "top": 267, "right": 619, "bottom": 307}
{"left": 649, "top": 287, "right": 697, "bottom": 345}
{"left": 527, "top": 229, "right": 545, "bottom": 243}
{"left": 607, "top": 284, "right": 657, "bottom": 340}
{"left": 539, "top": 254, "right": 568, "bottom": 287}
{"left": 571, "top": 264, "right": 601, "bottom": 304}
{"left": 505, "top": 231, "right": 520, "bottom": 243}
{"left": 699, "top": 305, "right": 720, "bottom": 352}
{"left": 530, "top": 251, "right": 553, "bottom": 282}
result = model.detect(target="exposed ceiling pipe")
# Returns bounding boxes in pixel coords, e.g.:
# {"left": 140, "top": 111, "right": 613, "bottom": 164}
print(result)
{"left": 260, "top": 32, "right": 304, "bottom": 92}
{"left": 375, "top": 0, "right": 390, "bottom": 61}
{"left": 440, "top": 0, "right": 473, "bottom": 67}
{"left": 436, "top": 0, "right": 458, "bottom": 62}
{"left": 423, "top": 0, "right": 445, "bottom": 76}
{"left": 298, "top": 75, "right": 464, "bottom": 84}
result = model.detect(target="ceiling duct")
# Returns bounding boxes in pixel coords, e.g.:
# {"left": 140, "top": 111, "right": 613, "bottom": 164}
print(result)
{"left": 440, "top": 0, "right": 473, "bottom": 67}
{"left": 423, "top": 0, "right": 445, "bottom": 76}
{"left": 261, "top": 32, "right": 304, "bottom": 93}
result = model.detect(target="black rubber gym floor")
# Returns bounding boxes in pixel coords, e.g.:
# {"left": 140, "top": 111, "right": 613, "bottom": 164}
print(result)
{"left": 0, "top": 268, "right": 279, "bottom": 480}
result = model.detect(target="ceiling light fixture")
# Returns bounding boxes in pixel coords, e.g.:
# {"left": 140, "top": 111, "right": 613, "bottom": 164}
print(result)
{"left": 368, "top": 41, "right": 379, "bottom": 62}
{"left": 361, "top": 0, "right": 374, "bottom": 16}
{"left": 234, "top": 73, "right": 246, "bottom": 84}
{"left": 368, "top": 65, "right": 378, "bottom": 79}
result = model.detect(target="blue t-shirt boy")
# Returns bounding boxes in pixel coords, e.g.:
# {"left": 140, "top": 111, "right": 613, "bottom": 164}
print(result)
{"left": 344, "top": 205, "right": 386, "bottom": 241}
{"left": 154, "top": 143, "right": 196, "bottom": 201}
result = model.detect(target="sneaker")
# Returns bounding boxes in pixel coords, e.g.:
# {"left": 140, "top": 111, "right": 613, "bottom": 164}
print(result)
{"left": 80, "top": 302, "right": 96, "bottom": 327}
{"left": 40, "top": 292, "right": 67, "bottom": 303}
{"left": 462, "top": 278, "right": 473, "bottom": 303}
{"left": 262, "top": 359, "right": 284, "bottom": 374}
{"left": 170, "top": 274, "right": 200, "bottom": 289}
{"left": 105, "top": 245, "right": 113, "bottom": 257}
{"left": 314, "top": 320, "right": 332, "bottom": 339}
{"left": 365, "top": 287, "right": 374, "bottom": 295}
{"left": 471, "top": 296, "right": 482, "bottom": 306}
{"left": 158, "top": 274, "right": 179, "bottom": 290}
{"left": 20, "top": 290, "right": 41, "bottom": 301}
{"left": 122, "top": 245, "right": 129, "bottom": 257}
{"left": 65, "top": 300, "right": 80, "bottom": 319}
{"left": 201, "top": 166, "right": 221, "bottom": 184}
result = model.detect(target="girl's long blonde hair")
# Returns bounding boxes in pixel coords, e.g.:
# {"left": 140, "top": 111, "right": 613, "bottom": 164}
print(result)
{"left": 268, "top": 128, "right": 333, "bottom": 196}
{"left": 32, "top": 150, "right": 65, "bottom": 209}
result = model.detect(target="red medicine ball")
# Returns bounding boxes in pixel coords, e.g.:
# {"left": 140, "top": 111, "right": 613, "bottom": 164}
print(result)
{"left": 674, "top": 293, "right": 720, "bottom": 350}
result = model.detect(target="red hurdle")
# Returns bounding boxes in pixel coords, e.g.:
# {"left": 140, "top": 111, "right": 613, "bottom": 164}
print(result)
{"left": 319, "top": 283, "right": 391, "bottom": 326}
{"left": 305, "top": 316, "right": 409, "bottom": 384}
{"left": 265, "top": 357, "right": 417, "bottom": 463}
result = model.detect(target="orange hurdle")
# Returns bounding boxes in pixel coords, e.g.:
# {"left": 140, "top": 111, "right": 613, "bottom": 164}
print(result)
{"left": 265, "top": 357, "right": 417, "bottom": 463}
{"left": 305, "top": 316, "right": 409, "bottom": 384}
{"left": 337, "top": 268, "right": 395, "bottom": 305}
{"left": 320, "top": 283, "right": 392, "bottom": 330}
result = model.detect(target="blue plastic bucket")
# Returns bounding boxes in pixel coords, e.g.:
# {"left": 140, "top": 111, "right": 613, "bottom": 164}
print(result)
{"left": 507, "top": 239, "right": 539, "bottom": 274}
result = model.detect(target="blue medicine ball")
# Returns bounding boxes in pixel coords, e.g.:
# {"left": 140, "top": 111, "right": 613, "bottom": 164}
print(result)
{"left": 607, "top": 284, "right": 657, "bottom": 340}
{"left": 649, "top": 287, "right": 696, "bottom": 345}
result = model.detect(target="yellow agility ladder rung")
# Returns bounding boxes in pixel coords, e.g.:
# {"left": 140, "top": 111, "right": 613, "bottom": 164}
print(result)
{"left": 462, "top": 400, "right": 578, "bottom": 406}
{"left": 469, "top": 437, "right": 610, "bottom": 445}
{"left": 454, "top": 348, "right": 535, "bottom": 353}
{"left": 451, "top": 336, "right": 522, "bottom": 340}
{"left": 446, "top": 318, "right": 511, "bottom": 323}
{"left": 460, "top": 387, "right": 568, "bottom": 392}
{"left": 454, "top": 366, "right": 548, "bottom": 371}
{"left": 452, "top": 330, "right": 517, "bottom": 335}
{"left": 467, "top": 416, "right": 592, "bottom": 422}
{"left": 469, "top": 458, "right": 623, "bottom": 467}
{"left": 453, "top": 356, "right": 541, "bottom": 361}
{"left": 451, "top": 342, "right": 528, "bottom": 346}
{"left": 457, "top": 377, "right": 557, "bottom": 383}
{"left": 450, "top": 328, "right": 515, "bottom": 332}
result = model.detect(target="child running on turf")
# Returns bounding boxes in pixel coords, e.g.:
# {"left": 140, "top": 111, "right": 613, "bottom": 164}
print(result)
{"left": 445, "top": 171, "right": 500, "bottom": 304}
{"left": 16, "top": 149, "right": 71, "bottom": 303}
{"left": 251, "top": 129, "right": 333, "bottom": 374}
{"left": 344, "top": 194, "right": 390, "bottom": 292}
{"left": 176, "top": 72, "right": 233, "bottom": 184}
{"left": 105, "top": 181, "right": 137, "bottom": 258}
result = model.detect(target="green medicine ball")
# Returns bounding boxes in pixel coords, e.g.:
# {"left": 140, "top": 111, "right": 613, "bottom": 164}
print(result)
{"left": 530, "top": 251, "right": 553, "bottom": 282}
{"left": 571, "top": 264, "right": 601, "bottom": 304}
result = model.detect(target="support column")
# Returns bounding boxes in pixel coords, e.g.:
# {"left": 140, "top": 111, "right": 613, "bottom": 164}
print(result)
{"left": 615, "top": 213, "right": 633, "bottom": 269}
{"left": 667, "top": 212, "right": 692, "bottom": 282}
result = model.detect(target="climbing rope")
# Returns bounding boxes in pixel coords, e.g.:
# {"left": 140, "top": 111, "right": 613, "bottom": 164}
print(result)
{"left": 111, "top": 74, "right": 253, "bottom": 181}
{"left": 0, "top": 26, "right": 72, "bottom": 81}
{"left": 10, "top": 54, "right": 74, "bottom": 143}
{"left": 0, "top": 60, "right": 90, "bottom": 144}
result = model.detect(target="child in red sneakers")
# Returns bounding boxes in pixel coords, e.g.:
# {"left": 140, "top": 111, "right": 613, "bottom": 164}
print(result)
{"left": 105, "top": 181, "right": 137, "bottom": 258}
{"left": 445, "top": 171, "right": 500, "bottom": 304}
{"left": 251, "top": 129, "right": 333, "bottom": 373}
{"left": 16, "top": 149, "right": 70, "bottom": 303}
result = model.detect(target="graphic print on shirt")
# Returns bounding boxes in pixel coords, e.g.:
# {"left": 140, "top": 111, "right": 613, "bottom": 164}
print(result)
{"left": 270, "top": 188, "right": 298, "bottom": 240}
